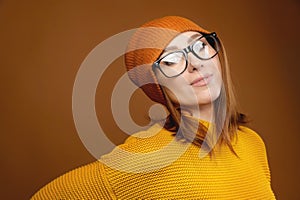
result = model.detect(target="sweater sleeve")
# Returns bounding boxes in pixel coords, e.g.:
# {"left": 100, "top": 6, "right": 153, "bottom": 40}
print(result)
{"left": 31, "top": 161, "right": 116, "bottom": 200}
{"left": 258, "top": 135, "right": 272, "bottom": 183}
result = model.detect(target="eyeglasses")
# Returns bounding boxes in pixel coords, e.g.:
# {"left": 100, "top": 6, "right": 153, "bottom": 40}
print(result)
{"left": 152, "top": 32, "right": 220, "bottom": 78}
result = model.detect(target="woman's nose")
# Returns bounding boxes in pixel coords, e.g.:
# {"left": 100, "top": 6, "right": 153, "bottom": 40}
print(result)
{"left": 186, "top": 53, "right": 203, "bottom": 73}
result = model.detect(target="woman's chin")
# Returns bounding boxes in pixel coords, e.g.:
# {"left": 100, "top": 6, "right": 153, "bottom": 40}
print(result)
{"left": 196, "top": 94, "right": 219, "bottom": 104}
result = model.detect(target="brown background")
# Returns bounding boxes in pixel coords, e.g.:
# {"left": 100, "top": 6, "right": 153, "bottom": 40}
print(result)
{"left": 0, "top": 0, "right": 299, "bottom": 199}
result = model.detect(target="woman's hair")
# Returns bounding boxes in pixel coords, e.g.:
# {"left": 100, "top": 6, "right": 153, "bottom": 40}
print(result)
{"left": 159, "top": 35, "right": 249, "bottom": 158}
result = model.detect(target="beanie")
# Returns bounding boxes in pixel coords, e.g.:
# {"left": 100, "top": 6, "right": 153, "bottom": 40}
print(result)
{"left": 125, "top": 16, "right": 211, "bottom": 105}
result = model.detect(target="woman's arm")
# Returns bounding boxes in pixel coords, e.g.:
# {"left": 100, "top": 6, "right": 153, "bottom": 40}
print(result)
{"left": 31, "top": 161, "right": 116, "bottom": 200}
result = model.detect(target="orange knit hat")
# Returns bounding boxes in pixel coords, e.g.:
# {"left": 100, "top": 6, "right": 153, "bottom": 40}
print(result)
{"left": 125, "top": 16, "right": 211, "bottom": 105}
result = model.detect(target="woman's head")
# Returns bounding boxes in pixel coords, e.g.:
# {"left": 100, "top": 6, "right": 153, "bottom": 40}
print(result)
{"left": 125, "top": 16, "right": 211, "bottom": 106}
{"left": 125, "top": 16, "right": 228, "bottom": 115}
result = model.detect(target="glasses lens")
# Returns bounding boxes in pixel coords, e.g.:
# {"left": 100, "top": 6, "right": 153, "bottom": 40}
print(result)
{"left": 192, "top": 35, "right": 219, "bottom": 59}
{"left": 159, "top": 51, "right": 186, "bottom": 77}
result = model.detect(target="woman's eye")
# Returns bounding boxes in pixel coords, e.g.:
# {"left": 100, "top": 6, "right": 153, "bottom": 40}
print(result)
{"left": 161, "top": 55, "right": 181, "bottom": 66}
{"left": 161, "top": 61, "right": 175, "bottom": 66}
{"left": 161, "top": 58, "right": 179, "bottom": 66}
{"left": 194, "top": 41, "right": 206, "bottom": 52}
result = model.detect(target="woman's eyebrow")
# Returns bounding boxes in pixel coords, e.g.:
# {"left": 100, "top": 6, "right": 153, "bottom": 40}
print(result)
{"left": 187, "top": 33, "right": 202, "bottom": 43}
{"left": 163, "top": 46, "right": 179, "bottom": 52}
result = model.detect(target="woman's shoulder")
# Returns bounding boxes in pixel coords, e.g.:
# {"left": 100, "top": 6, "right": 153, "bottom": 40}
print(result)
{"left": 119, "top": 123, "right": 174, "bottom": 151}
{"left": 237, "top": 125, "right": 265, "bottom": 142}
{"left": 235, "top": 125, "right": 268, "bottom": 153}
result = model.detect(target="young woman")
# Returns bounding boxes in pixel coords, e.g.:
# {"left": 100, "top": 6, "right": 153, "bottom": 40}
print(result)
{"left": 32, "top": 16, "right": 276, "bottom": 199}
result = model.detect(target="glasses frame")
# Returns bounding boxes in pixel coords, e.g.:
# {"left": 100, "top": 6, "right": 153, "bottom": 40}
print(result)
{"left": 152, "top": 32, "right": 219, "bottom": 78}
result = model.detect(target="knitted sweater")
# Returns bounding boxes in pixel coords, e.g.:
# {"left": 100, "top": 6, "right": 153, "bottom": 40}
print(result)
{"left": 31, "top": 121, "right": 276, "bottom": 199}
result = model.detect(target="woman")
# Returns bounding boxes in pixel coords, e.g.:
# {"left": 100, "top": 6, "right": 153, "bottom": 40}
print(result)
{"left": 32, "top": 16, "right": 276, "bottom": 199}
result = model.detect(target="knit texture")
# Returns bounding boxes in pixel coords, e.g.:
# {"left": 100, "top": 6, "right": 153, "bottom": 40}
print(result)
{"left": 125, "top": 16, "right": 211, "bottom": 105}
{"left": 31, "top": 121, "right": 276, "bottom": 199}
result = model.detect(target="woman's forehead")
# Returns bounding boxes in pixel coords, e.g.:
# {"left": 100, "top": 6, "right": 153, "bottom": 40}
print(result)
{"left": 166, "top": 31, "right": 203, "bottom": 48}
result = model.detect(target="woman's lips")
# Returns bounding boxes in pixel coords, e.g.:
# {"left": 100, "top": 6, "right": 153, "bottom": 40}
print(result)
{"left": 190, "top": 74, "right": 213, "bottom": 87}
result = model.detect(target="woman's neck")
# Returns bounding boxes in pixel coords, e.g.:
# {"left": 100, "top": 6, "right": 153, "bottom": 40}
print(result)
{"left": 181, "top": 103, "right": 213, "bottom": 122}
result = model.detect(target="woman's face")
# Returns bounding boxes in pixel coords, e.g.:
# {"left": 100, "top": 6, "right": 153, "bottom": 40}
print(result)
{"left": 154, "top": 31, "right": 223, "bottom": 108}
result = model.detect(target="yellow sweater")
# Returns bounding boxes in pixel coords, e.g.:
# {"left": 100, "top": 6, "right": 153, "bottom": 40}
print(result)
{"left": 31, "top": 121, "right": 276, "bottom": 199}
